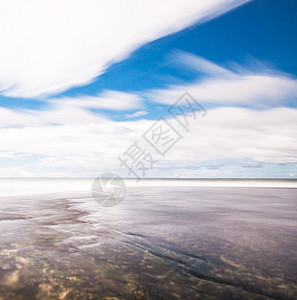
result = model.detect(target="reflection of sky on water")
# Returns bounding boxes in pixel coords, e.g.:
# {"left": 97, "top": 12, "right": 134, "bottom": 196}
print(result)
{"left": 0, "top": 187, "right": 297, "bottom": 299}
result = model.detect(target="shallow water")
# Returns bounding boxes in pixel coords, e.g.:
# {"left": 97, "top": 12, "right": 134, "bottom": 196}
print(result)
{"left": 0, "top": 187, "right": 296, "bottom": 299}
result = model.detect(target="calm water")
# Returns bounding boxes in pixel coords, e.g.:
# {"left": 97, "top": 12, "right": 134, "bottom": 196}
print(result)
{"left": 0, "top": 187, "right": 296, "bottom": 299}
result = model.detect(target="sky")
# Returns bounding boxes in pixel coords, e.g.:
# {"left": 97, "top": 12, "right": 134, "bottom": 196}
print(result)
{"left": 0, "top": 0, "right": 296, "bottom": 178}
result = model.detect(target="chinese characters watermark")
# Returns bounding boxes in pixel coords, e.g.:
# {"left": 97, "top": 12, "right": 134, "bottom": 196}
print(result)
{"left": 92, "top": 91, "right": 206, "bottom": 206}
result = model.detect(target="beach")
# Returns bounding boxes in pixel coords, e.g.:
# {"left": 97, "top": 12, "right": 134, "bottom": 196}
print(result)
{"left": 0, "top": 182, "right": 296, "bottom": 299}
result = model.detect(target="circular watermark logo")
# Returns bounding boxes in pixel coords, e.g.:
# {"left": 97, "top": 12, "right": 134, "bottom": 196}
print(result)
{"left": 91, "top": 173, "right": 126, "bottom": 207}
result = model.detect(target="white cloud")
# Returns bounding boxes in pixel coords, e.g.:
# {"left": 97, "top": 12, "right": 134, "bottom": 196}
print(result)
{"left": 0, "top": 90, "right": 145, "bottom": 128}
{"left": 170, "top": 51, "right": 233, "bottom": 77}
{"left": 167, "top": 107, "right": 297, "bottom": 164}
{"left": 147, "top": 52, "right": 297, "bottom": 106}
{"left": 125, "top": 111, "right": 148, "bottom": 118}
{"left": 49, "top": 90, "right": 144, "bottom": 111}
{"left": 0, "top": 0, "right": 250, "bottom": 98}
{"left": 0, "top": 104, "right": 297, "bottom": 177}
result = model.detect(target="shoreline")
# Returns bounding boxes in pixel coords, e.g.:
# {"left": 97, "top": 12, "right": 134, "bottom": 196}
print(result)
{"left": 0, "top": 178, "right": 297, "bottom": 197}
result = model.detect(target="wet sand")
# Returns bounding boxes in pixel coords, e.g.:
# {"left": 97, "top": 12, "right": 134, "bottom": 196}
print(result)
{"left": 0, "top": 187, "right": 296, "bottom": 299}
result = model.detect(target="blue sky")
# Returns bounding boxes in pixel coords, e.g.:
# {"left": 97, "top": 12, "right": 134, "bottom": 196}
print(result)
{"left": 0, "top": 0, "right": 296, "bottom": 178}
{"left": 58, "top": 0, "right": 297, "bottom": 97}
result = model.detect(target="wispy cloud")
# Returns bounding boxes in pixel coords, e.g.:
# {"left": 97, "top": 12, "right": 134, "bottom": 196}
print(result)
{"left": 49, "top": 90, "right": 144, "bottom": 111}
{"left": 0, "top": 90, "right": 145, "bottom": 129}
{"left": 125, "top": 111, "right": 148, "bottom": 118}
{"left": 0, "top": 0, "right": 250, "bottom": 99}
{"left": 147, "top": 52, "right": 297, "bottom": 107}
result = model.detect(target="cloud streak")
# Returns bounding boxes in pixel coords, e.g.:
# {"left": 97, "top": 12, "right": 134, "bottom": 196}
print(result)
{"left": 0, "top": 0, "right": 250, "bottom": 98}
{"left": 49, "top": 90, "right": 144, "bottom": 111}
{"left": 147, "top": 52, "right": 297, "bottom": 107}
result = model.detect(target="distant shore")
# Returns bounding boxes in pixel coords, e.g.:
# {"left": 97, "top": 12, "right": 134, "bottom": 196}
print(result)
{"left": 0, "top": 178, "right": 297, "bottom": 197}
